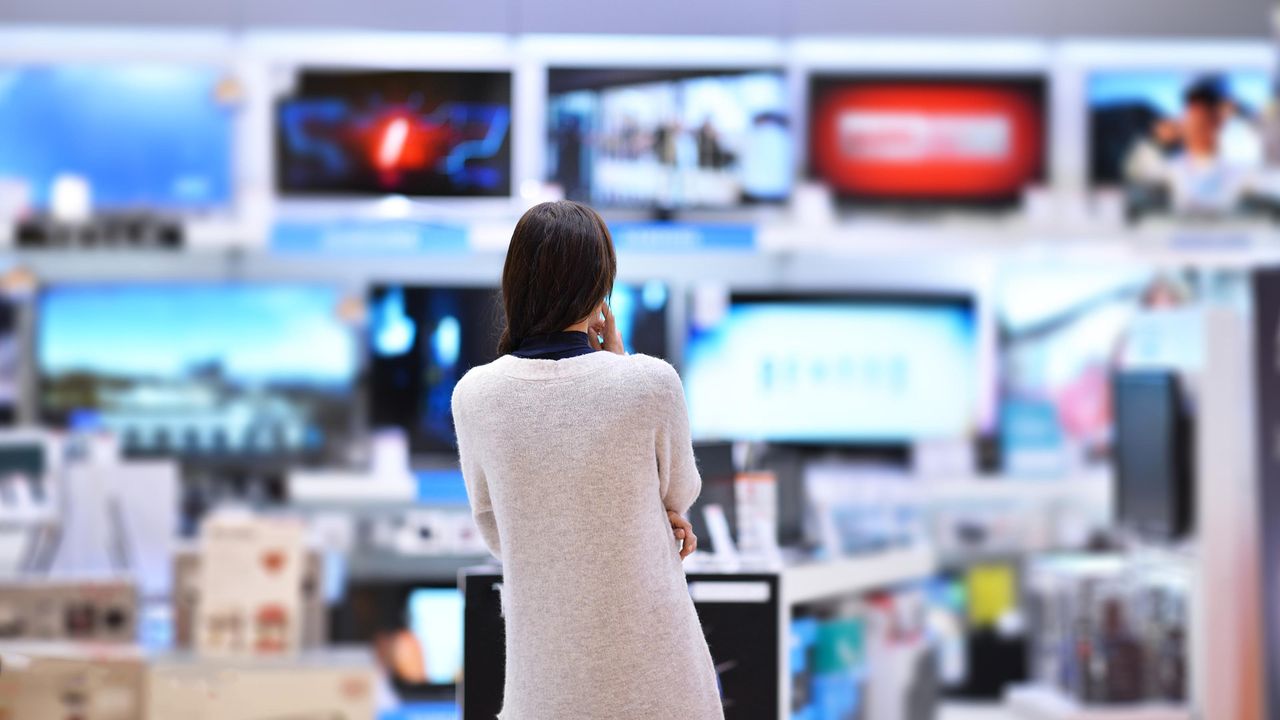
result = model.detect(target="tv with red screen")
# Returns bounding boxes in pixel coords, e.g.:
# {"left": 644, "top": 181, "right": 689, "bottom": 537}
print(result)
{"left": 276, "top": 69, "right": 512, "bottom": 198}
{"left": 808, "top": 74, "right": 1047, "bottom": 208}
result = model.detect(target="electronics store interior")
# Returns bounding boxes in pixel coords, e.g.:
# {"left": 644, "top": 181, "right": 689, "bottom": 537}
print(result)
{"left": 3, "top": 0, "right": 1280, "bottom": 718}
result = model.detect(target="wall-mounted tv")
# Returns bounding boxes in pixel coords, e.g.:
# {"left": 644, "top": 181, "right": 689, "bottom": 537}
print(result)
{"left": 37, "top": 284, "right": 357, "bottom": 461}
{"left": 808, "top": 74, "right": 1047, "bottom": 208}
{"left": 368, "top": 281, "right": 670, "bottom": 454}
{"left": 0, "top": 64, "right": 235, "bottom": 211}
{"left": 685, "top": 291, "right": 979, "bottom": 443}
{"left": 547, "top": 67, "right": 791, "bottom": 210}
{"left": 276, "top": 69, "right": 512, "bottom": 197}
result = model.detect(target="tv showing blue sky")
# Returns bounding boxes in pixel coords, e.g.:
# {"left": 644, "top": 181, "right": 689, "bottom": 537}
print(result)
{"left": 40, "top": 285, "right": 354, "bottom": 384}
{"left": 38, "top": 284, "right": 356, "bottom": 457}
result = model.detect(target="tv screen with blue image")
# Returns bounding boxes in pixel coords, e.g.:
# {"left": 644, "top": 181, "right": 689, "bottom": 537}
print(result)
{"left": 368, "top": 281, "right": 669, "bottom": 453}
{"left": 276, "top": 69, "right": 512, "bottom": 197}
{"left": 685, "top": 292, "right": 979, "bottom": 443}
{"left": 37, "top": 284, "right": 357, "bottom": 459}
{"left": 0, "top": 64, "right": 235, "bottom": 211}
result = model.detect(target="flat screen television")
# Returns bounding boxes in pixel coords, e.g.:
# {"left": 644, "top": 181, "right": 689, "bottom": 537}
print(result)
{"left": 808, "top": 74, "right": 1047, "bottom": 208}
{"left": 276, "top": 69, "right": 512, "bottom": 197}
{"left": 369, "top": 281, "right": 670, "bottom": 454}
{"left": 685, "top": 292, "right": 979, "bottom": 443}
{"left": 1087, "top": 69, "right": 1269, "bottom": 215}
{"left": 37, "top": 284, "right": 357, "bottom": 460}
{"left": 0, "top": 63, "right": 235, "bottom": 211}
{"left": 546, "top": 67, "right": 792, "bottom": 209}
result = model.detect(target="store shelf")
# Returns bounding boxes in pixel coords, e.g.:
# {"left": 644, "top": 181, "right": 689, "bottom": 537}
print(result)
{"left": 1006, "top": 685, "right": 1191, "bottom": 720}
{"left": 782, "top": 545, "right": 937, "bottom": 606}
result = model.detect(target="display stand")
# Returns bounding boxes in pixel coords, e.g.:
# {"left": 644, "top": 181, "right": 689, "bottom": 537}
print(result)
{"left": 461, "top": 545, "right": 937, "bottom": 720}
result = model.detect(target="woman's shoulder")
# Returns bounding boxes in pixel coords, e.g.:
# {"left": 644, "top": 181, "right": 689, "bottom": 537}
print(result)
{"left": 451, "top": 357, "right": 507, "bottom": 407}
{"left": 610, "top": 353, "right": 683, "bottom": 397}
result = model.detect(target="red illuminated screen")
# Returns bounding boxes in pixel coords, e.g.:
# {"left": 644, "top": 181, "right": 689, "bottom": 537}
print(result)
{"left": 810, "top": 77, "right": 1046, "bottom": 204}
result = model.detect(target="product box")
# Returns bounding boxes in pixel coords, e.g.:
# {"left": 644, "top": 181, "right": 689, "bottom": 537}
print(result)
{"left": 146, "top": 651, "right": 377, "bottom": 720}
{"left": 0, "top": 578, "right": 137, "bottom": 643}
{"left": 174, "top": 545, "right": 327, "bottom": 651}
{"left": 0, "top": 642, "right": 147, "bottom": 720}
{"left": 195, "top": 514, "right": 307, "bottom": 658}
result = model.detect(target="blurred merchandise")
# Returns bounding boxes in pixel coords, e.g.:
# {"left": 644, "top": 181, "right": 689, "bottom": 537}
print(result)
{"left": 276, "top": 69, "right": 512, "bottom": 198}
{"left": 736, "top": 470, "right": 781, "bottom": 560}
{"left": 0, "top": 578, "right": 137, "bottom": 643}
{"left": 689, "top": 441, "right": 739, "bottom": 558}
{"left": 46, "top": 452, "right": 180, "bottom": 597}
{"left": 1027, "top": 554, "right": 1189, "bottom": 707}
{"left": 547, "top": 68, "right": 791, "bottom": 210}
{"left": 15, "top": 213, "right": 184, "bottom": 250}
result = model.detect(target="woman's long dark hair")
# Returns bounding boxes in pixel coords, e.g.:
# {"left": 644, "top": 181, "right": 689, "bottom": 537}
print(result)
{"left": 498, "top": 200, "right": 617, "bottom": 355}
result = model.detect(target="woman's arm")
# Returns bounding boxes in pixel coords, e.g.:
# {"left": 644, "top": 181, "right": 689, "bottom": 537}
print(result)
{"left": 453, "top": 389, "right": 501, "bottom": 558}
{"left": 652, "top": 362, "right": 702, "bottom": 516}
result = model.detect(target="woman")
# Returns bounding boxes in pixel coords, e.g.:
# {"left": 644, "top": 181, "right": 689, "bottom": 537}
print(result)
{"left": 452, "top": 200, "right": 723, "bottom": 719}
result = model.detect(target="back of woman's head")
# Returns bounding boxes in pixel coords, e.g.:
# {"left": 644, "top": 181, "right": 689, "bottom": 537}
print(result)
{"left": 498, "top": 200, "right": 617, "bottom": 355}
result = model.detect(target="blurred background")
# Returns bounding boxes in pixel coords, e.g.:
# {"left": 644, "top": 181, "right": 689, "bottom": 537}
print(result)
{"left": 0, "top": 2, "right": 1274, "bottom": 719}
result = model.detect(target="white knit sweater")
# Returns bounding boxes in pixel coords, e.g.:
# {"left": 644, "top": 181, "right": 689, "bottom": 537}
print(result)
{"left": 452, "top": 351, "right": 724, "bottom": 719}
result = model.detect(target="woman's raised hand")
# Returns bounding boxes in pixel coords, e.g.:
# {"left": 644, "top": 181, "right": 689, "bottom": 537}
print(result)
{"left": 588, "top": 300, "right": 625, "bottom": 355}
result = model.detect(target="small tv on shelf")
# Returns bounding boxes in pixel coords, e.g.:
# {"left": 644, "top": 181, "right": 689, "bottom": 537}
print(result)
{"left": 0, "top": 63, "right": 235, "bottom": 211}
{"left": 37, "top": 284, "right": 358, "bottom": 461}
{"left": 368, "top": 281, "right": 671, "bottom": 454}
{"left": 808, "top": 74, "right": 1047, "bottom": 209}
{"left": 546, "top": 67, "right": 792, "bottom": 210}
{"left": 685, "top": 291, "right": 980, "bottom": 443}
{"left": 276, "top": 69, "right": 513, "bottom": 198}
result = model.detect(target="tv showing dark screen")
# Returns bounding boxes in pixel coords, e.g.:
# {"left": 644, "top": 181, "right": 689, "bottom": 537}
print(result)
{"left": 0, "top": 63, "right": 235, "bottom": 210}
{"left": 808, "top": 74, "right": 1046, "bottom": 207}
{"left": 1113, "top": 370, "right": 1194, "bottom": 539}
{"left": 368, "top": 285, "right": 503, "bottom": 454}
{"left": 276, "top": 69, "right": 512, "bottom": 197}
{"left": 369, "top": 282, "right": 670, "bottom": 454}
{"left": 37, "top": 284, "right": 358, "bottom": 460}
{"left": 547, "top": 67, "right": 792, "bottom": 208}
